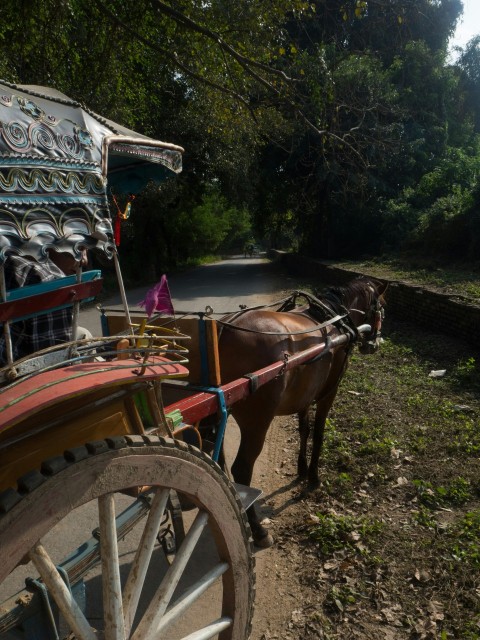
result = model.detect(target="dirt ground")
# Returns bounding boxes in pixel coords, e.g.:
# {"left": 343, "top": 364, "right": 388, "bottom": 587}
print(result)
{"left": 224, "top": 410, "right": 308, "bottom": 639}
{"left": 240, "top": 411, "right": 341, "bottom": 640}
{"left": 228, "top": 314, "right": 480, "bottom": 640}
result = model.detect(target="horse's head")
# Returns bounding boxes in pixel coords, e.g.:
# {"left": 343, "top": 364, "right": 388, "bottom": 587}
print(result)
{"left": 352, "top": 277, "right": 388, "bottom": 355}
{"left": 317, "top": 277, "right": 388, "bottom": 354}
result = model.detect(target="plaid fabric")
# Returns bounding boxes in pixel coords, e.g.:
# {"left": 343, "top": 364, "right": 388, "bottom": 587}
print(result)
{"left": 0, "top": 255, "right": 73, "bottom": 365}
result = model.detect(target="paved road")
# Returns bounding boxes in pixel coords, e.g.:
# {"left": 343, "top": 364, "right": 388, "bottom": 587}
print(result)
{"left": 81, "top": 254, "right": 292, "bottom": 336}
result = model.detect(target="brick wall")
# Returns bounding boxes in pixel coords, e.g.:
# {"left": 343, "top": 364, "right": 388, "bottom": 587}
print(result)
{"left": 270, "top": 251, "right": 480, "bottom": 349}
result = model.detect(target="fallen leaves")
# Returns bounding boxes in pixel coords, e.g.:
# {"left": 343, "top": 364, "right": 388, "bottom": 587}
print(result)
{"left": 413, "top": 568, "right": 432, "bottom": 584}
{"left": 380, "top": 603, "right": 404, "bottom": 627}
{"left": 412, "top": 600, "right": 445, "bottom": 638}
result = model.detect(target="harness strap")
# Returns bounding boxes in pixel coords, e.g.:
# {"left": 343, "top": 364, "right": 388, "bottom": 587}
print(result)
{"left": 277, "top": 290, "right": 335, "bottom": 318}
{"left": 217, "top": 313, "right": 346, "bottom": 336}
{"left": 186, "top": 384, "right": 228, "bottom": 463}
{"left": 304, "top": 336, "right": 333, "bottom": 364}
{"left": 243, "top": 372, "right": 259, "bottom": 393}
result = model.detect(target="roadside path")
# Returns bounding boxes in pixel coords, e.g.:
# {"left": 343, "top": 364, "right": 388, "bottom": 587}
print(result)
{"left": 81, "top": 255, "right": 292, "bottom": 334}
{"left": 0, "top": 255, "right": 298, "bottom": 639}
{"left": 87, "top": 255, "right": 298, "bottom": 638}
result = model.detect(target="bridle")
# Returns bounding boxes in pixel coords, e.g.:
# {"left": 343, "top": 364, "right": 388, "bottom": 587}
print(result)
{"left": 215, "top": 282, "right": 385, "bottom": 349}
{"left": 353, "top": 284, "right": 385, "bottom": 352}
{"left": 325, "top": 282, "right": 385, "bottom": 350}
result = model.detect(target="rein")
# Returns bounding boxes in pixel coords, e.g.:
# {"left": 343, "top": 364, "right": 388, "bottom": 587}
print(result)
{"left": 216, "top": 313, "right": 346, "bottom": 336}
{"left": 216, "top": 283, "right": 385, "bottom": 349}
{"left": 148, "top": 283, "right": 384, "bottom": 345}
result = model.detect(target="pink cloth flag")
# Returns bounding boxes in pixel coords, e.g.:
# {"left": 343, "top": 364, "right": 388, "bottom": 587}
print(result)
{"left": 139, "top": 274, "right": 174, "bottom": 318}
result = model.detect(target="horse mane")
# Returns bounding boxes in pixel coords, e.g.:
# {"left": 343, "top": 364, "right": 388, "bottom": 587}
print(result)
{"left": 319, "top": 276, "right": 379, "bottom": 309}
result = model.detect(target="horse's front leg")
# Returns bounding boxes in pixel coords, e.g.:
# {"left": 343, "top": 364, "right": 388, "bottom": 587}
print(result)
{"left": 308, "top": 353, "right": 350, "bottom": 488}
{"left": 307, "top": 408, "right": 328, "bottom": 488}
{"left": 231, "top": 413, "right": 274, "bottom": 548}
{"left": 297, "top": 408, "right": 310, "bottom": 479}
{"left": 308, "top": 379, "right": 345, "bottom": 488}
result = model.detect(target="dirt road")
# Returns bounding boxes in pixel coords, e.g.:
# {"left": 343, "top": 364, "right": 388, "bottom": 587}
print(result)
{"left": 116, "top": 255, "right": 306, "bottom": 639}
{"left": 147, "top": 256, "right": 306, "bottom": 639}
{"left": 0, "top": 256, "right": 307, "bottom": 639}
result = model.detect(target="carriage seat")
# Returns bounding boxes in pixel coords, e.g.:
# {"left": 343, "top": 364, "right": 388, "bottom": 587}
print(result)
{"left": 102, "top": 309, "right": 221, "bottom": 387}
{"left": 0, "top": 270, "right": 103, "bottom": 382}
{"left": 0, "top": 270, "right": 102, "bottom": 324}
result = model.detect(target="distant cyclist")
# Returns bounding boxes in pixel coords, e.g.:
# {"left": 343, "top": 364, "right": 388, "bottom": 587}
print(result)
{"left": 244, "top": 242, "right": 254, "bottom": 258}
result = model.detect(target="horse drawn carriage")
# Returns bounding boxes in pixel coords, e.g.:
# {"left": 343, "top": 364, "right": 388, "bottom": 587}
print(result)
{"left": 0, "top": 82, "right": 386, "bottom": 640}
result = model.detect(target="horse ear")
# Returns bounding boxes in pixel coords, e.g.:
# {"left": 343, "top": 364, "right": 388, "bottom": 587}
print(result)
{"left": 367, "top": 277, "right": 388, "bottom": 300}
{"left": 377, "top": 280, "right": 389, "bottom": 300}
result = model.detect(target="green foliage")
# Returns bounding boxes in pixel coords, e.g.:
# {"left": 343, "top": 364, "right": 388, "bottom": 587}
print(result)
{"left": 324, "top": 584, "right": 358, "bottom": 614}
{"left": 458, "top": 36, "right": 480, "bottom": 133}
{"left": 380, "top": 144, "right": 480, "bottom": 258}
{"left": 461, "top": 621, "right": 480, "bottom": 640}
{"left": 119, "top": 183, "right": 252, "bottom": 281}
{"left": 449, "top": 416, "right": 480, "bottom": 456}
{"left": 0, "top": 0, "right": 476, "bottom": 264}
{"left": 451, "top": 510, "right": 480, "bottom": 567}
{"left": 308, "top": 512, "right": 383, "bottom": 556}
{"left": 452, "top": 357, "right": 478, "bottom": 385}
{"left": 177, "top": 193, "right": 248, "bottom": 255}
{"left": 323, "top": 418, "right": 352, "bottom": 465}
{"left": 413, "top": 477, "right": 473, "bottom": 509}
{"left": 357, "top": 436, "right": 398, "bottom": 459}
{"left": 413, "top": 506, "right": 437, "bottom": 529}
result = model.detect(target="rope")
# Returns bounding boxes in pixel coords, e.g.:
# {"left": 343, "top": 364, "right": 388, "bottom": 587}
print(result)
{"left": 103, "top": 289, "right": 366, "bottom": 340}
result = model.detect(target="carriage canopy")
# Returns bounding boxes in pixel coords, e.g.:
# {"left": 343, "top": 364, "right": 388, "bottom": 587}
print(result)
{"left": 0, "top": 81, "right": 183, "bottom": 264}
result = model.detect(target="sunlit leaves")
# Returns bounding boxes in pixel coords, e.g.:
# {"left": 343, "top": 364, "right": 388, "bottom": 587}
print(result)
{"left": 0, "top": 0, "right": 472, "bottom": 263}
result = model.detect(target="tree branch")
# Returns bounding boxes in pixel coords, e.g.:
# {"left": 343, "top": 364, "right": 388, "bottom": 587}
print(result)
{"left": 92, "top": 0, "right": 252, "bottom": 108}
{"left": 149, "top": 0, "right": 297, "bottom": 83}
{"left": 92, "top": 0, "right": 372, "bottom": 167}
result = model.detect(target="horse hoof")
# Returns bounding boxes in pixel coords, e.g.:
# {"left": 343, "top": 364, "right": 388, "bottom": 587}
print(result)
{"left": 254, "top": 532, "right": 274, "bottom": 549}
{"left": 297, "top": 467, "right": 308, "bottom": 479}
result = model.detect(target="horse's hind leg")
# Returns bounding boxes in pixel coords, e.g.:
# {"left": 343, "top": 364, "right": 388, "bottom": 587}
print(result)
{"left": 297, "top": 408, "right": 310, "bottom": 479}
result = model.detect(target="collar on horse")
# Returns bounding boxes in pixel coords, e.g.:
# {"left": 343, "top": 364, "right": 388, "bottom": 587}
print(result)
{"left": 277, "top": 290, "right": 359, "bottom": 341}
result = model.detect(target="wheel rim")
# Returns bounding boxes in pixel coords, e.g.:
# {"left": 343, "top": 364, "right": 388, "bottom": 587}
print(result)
{"left": 0, "top": 437, "right": 255, "bottom": 640}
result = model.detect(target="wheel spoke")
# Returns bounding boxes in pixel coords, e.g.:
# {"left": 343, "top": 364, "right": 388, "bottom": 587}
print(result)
{"left": 0, "top": 440, "right": 254, "bottom": 639}
{"left": 98, "top": 493, "right": 126, "bottom": 640}
{"left": 157, "top": 561, "right": 229, "bottom": 635}
{"left": 29, "top": 542, "right": 97, "bottom": 640}
{"left": 123, "top": 487, "right": 170, "bottom": 635}
{"left": 131, "top": 509, "right": 209, "bottom": 640}
{"left": 179, "top": 617, "right": 233, "bottom": 640}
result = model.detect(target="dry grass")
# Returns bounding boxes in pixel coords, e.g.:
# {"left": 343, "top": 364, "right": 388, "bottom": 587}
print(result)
{"left": 331, "top": 256, "right": 480, "bottom": 303}
{"left": 274, "top": 276, "right": 480, "bottom": 639}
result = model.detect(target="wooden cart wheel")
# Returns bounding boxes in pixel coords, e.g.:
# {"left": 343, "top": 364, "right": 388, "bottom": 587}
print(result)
{"left": 0, "top": 436, "right": 255, "bottom": 640}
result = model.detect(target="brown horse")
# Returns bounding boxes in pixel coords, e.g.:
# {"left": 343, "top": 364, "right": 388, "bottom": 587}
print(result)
{"left": 218, "top": 277, "right": 388, "bottom": 547}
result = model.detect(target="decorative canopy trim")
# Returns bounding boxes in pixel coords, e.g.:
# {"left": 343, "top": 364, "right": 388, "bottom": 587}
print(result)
{"left": 0, "top": 81, "right": 183, "bottom": 264}
{"left": 102, "top": 135, "right": 183, "bottom": 178}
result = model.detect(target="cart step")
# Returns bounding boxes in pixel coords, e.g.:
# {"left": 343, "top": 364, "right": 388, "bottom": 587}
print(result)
{"left": 233, "top": 483, "right": 262, "bottom": 510}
